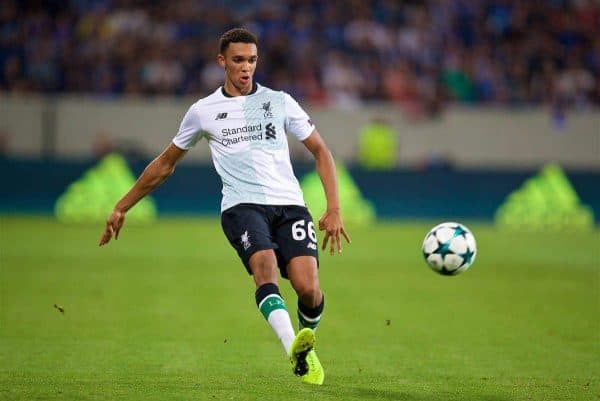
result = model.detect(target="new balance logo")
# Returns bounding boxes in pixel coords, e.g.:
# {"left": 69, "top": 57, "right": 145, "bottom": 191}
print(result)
{"left": 215, "top": 112, "right": 228, "bottom": 120}
{"left": 307, "top": 242, "right": 317, "bottom": 250}
{"left": 265, "top": 123, "right": 277, "bottom": 139}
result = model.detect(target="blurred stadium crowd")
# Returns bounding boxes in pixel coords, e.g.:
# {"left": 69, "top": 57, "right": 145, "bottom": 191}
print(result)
{"left": 1, "top": 0, "right": 598, "bottom": 115}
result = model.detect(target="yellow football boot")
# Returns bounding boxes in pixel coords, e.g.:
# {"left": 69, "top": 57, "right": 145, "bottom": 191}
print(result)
{"left": 289, "top": 328, "right": 315, "bottom": 376}
{"left": 301, "top": 349, "right": 325, "bottom": 385}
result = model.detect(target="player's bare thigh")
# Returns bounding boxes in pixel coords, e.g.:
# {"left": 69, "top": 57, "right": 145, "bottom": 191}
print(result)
{"left": 249, "top": 249, "right": 280, "bottom": 286}
{"left": 287, "top": 256, "right": 322, "bottom": 307}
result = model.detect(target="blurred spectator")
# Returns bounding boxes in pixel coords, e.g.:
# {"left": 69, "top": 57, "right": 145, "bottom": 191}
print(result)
{"left": 0, "top": 0, "right": 597, "bottom": 114}
{"left": 321, "top": 51, "right": 363, "bottom": 110}
{"left": 555, "top": 55, "right": 596, "bottom": 108}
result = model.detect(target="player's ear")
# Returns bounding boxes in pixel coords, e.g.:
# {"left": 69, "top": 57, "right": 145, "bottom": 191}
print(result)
{"left": 217, "top": 54, "right": 226, "bottom": 68}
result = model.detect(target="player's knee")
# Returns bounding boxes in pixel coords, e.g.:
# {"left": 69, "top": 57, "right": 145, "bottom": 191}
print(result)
{"left": 296, "top": 282, "right": 322, "bottom": 307}
{"left": 249, "top": 251, "right": 278, "bottom": 285}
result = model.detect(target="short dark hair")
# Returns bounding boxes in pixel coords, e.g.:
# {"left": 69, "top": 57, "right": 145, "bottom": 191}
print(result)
{"left": 219, "top": 28, "right": 258, "bottom": 55}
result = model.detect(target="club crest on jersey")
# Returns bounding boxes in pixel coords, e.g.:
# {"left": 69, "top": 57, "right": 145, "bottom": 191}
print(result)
{"left": 262, "top": 102, "right": 273, "bottom": 118}
{"left": 241, "top": 230, "right": 251, "bottom": 250}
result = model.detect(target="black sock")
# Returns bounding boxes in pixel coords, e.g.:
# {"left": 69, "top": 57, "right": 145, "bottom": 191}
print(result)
{"left": 297, "top": 295, "right": 324, "bottom": 331}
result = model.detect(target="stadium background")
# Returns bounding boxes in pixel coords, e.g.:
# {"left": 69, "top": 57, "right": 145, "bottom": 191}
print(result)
{"left": 1, "top": 0, "right": 599, "bottom": 220}
{"left": 1, "top": 1, "right": 599, "bottom": 400}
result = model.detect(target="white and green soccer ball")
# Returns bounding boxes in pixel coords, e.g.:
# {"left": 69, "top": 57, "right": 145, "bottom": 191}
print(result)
{"left": 422, "top": 222, "right": 477, "bottom": 275}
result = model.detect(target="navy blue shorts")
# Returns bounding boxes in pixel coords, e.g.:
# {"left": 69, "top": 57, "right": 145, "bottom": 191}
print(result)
{"left": 221, "top": 203, "right": 319, "bottom": 278}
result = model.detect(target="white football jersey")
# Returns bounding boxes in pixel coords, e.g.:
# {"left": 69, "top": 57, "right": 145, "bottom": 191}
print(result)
{"left": 173, "top": 83, "right": 316, "bottom": 211}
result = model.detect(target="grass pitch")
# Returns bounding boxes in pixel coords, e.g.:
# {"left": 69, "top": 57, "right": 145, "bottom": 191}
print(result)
{"left": 1, "top": 216, "right": 598, "bottom": 400}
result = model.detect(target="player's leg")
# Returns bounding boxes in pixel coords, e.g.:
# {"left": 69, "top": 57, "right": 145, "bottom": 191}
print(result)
{"left": 250, "top": 249, "right": 314, "bottom": 377}
{"left": 287, "top": 256, "right": 324, "bottom": 332}
{"left": 273, "top": 205, "right": 324, "bottom": 384}
{"left": 249, "top": 249, "right": 315, "bottom": 376}
{"left": 221, "top": 205, "right": 298, "bottom": 358}
{"left": 249, "top": 250, "right": 297, "bottom": 355}
{"left": 287, "top": 257, "right": 325, "bottom": 384}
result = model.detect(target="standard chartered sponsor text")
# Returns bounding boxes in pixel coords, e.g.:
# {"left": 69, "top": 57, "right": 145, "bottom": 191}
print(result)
{"left": 220, "top": 123, "right": 263, "bottom": 146}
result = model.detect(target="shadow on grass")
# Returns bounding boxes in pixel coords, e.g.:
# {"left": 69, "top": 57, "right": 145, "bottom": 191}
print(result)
{"left": 318, "top": 385, "right": 512, "bottom": 401}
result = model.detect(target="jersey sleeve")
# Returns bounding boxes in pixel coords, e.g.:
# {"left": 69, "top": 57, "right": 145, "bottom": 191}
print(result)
{"left": 172, "top": 103, "right": 204, "bottom": 150}
{"left": 284, "top": 93, "right": 315, "bottom": 141}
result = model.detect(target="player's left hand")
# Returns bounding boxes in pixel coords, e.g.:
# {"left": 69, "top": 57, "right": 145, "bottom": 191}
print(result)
{"left": 99, "top": 209, "right": 125, "bottom": 246}
{"left": 318, "top": 208, "right": 351, "bottom": 255}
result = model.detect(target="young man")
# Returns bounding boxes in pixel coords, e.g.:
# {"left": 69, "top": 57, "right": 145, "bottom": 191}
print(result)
{"left": 98, "top": 28, "right": 351, "bottom": 385}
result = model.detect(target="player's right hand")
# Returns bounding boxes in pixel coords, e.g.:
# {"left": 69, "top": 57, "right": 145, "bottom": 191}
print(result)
{"left": 99, "top": 209, "right": 125, "bottom": 246}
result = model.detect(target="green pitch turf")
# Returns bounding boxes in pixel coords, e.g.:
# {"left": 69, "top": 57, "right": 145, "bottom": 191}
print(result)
{"left": 1, "top": 216, "right": 598, "bottom": 401}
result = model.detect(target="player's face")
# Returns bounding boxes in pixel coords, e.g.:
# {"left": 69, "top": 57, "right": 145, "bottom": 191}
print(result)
{"left": 218, "top": 42, "right": 258, "bottom": 95}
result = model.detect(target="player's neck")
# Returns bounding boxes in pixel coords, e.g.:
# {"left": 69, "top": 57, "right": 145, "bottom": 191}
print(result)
{"left": 222, "top": 81, "right": 257, "bottom": 97}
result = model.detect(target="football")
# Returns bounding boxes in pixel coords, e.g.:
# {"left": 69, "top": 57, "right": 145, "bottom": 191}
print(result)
{"left": 422, "top": 222, "right": 477, "bottom": 275}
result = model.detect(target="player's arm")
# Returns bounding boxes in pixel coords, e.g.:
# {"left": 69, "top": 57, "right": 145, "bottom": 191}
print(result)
{"left": 99, "top": 143, "right": 187, "bottom": 246}
{"left": 302, "top": 129, "right": 351, "bottom": 255}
